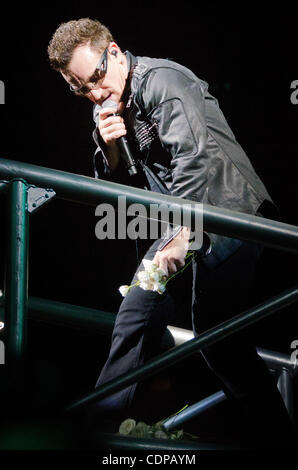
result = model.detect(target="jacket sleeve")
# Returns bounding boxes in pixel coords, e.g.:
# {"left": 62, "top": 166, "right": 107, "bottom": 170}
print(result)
{"left": 139, "top": 68, "right": 262, "bottom": 266}
{"left": 139, "top": 67, "right": 212, "bottom": 254}
{"left": 139, "top": 67, "right": 209, "bottom": 202}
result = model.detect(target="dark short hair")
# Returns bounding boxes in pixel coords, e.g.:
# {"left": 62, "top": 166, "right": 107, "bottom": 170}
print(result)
{"left": 47, "top": 18, "right": 114, "bottom": 71}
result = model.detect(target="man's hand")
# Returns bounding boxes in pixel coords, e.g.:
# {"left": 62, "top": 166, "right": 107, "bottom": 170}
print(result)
{"left": 98, "top": 104, "right": 127, "bottom": 144}
{"left": 152, "top": 227, "right": 191, "bottom": 277}
{"left": 98, "top": 104, "right": 126, "bottom": 172}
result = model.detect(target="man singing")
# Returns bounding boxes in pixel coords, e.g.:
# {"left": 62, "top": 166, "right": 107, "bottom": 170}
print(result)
{"left": 47, "top": 18, "right": 295, "bottom": 448}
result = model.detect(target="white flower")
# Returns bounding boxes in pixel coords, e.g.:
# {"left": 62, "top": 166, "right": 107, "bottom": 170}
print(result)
{"left": 142, "top": 258, "right": 154, "bottom": 271}
{"left": 119, "top": 418, "right": 137, "bottom": 435}
{"left": 150, "top": 271, "right": 160, "bottom": 282}
{"left": 132, "top": 258, "right": 168, "bottom": 295}
{"left": 139, "top": 281, "right": 152, "bottom": 290}
{"left": 131, "top": 422, "right": 151, "bottom": 438}
{"left": 151, "top": 270, "right": 166, "bottom": 282}
{"left": 119, "top": 285, "right": 130, "bottom": 297}
{"left": 137, "top": 270, "right": 151, "bottom": 282}
{"left": 119, "top": 250, "right": 196, "bottom": 299}
{"left": 156, "top": 267, "right": 167, "bottom": 278}
{"left": 153, "top": 282, "right": 166, "bottom": 295}
{"left": 118, "top": 418, "right": 190, "bottom": 441}
{"left": 154, "top": 429, "right": 168, "bottom": 439}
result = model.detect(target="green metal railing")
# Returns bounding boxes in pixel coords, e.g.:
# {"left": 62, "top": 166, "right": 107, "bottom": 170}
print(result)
{"left": 0, "top": 157, "right": 298, "bottom": 447}
{"left": 65, "top": 286, "right": 298, "bottom": 412}
{"left": 0, "top": 157, "right": 298, "bottom": 252}
{"left": 5, "top": 179, "right": 29, "bottom": 362}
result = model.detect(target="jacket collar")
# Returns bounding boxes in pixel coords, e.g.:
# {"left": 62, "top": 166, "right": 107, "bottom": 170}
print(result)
{"left": 120, "top": 51, "right": 137, "bottom": 104}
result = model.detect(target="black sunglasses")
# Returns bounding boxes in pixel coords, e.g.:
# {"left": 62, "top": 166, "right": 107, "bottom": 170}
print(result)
{"left": 69, "top": 47, "right": 108, "bottom": 96}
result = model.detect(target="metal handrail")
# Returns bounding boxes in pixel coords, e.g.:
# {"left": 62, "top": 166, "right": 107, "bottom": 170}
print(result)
{"left": 1, "top": 296, "right": 296, "bottom": 374}
{"left": 0, "top": 157, "right": 298, "bottom": 252}
{"left": 66, "top": 286, "right": 298, "bottom": 412}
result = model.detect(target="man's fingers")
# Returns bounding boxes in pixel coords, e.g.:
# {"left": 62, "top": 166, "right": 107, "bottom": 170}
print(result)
{"left": 105, "top": 128, "right": 127, "bottom": 143}
{"left": 98, "top": 107, "right": 127, "bottom": 145}
{"left": 168, "top": 261, "right": 178, "bottom": 275}
{"left": 99, "top": 118, "right": 127, "bottom": 144}
{"left": 175, "top": 258, "right": 185, "bottom": 269}
{"left": 99, "top": 114, "right": 123, "bottom": 129}
{"left": 101, "top": 123, "right": 126, "bottom": 135}
{"left": 101, "top": 123, "right": 125, "bottom": 134}
{"left": 153, "top": 252, "right": 188, "bottom": 278}
{"left": 158, "top": 258, "right": 169, "bottom": 278}
{"left": 99, "top": 107, "right": 118, "bottom": 119}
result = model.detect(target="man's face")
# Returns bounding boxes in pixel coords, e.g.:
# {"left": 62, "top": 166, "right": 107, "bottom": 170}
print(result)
{"left": 61, "top": 42, "right": 128, "bottom": 106}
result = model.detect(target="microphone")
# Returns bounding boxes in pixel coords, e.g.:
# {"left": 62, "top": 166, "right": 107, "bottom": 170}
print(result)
{"left": 102, "top": 99, "right": 138, "bottom": 176}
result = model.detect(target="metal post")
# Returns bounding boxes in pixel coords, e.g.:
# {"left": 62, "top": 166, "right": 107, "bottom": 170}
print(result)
{"left": 277, "top": 368, "right": 294, "bottom": 421}
{"left": 4, "top": 178, "right": 29, "bottom": 362}
{"left": 162, "top": 391, "right": 227, "bottom": 431}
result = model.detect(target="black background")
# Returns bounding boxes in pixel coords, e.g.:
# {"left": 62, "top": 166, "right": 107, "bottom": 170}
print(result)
{"left": 0, "top": 0, "right": 298, "bottom": 450}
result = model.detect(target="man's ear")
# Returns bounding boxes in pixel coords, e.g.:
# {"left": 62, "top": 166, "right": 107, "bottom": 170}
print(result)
{"left": 108, "top": 42, "right": 120, "bottom": 57}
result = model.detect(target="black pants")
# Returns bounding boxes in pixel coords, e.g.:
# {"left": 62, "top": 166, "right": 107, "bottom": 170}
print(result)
{"left": 93, "top": 236, "right": 295, "bottom": 446}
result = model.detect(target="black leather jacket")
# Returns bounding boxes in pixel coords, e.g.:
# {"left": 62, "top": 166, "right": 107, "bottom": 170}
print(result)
{"left": 92, "top": 51, "right": 277, "bottom": 268}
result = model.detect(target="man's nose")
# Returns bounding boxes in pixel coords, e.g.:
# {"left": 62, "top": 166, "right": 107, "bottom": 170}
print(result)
{"left": 88, "top": 88, "right": 102, "bottom": 102}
